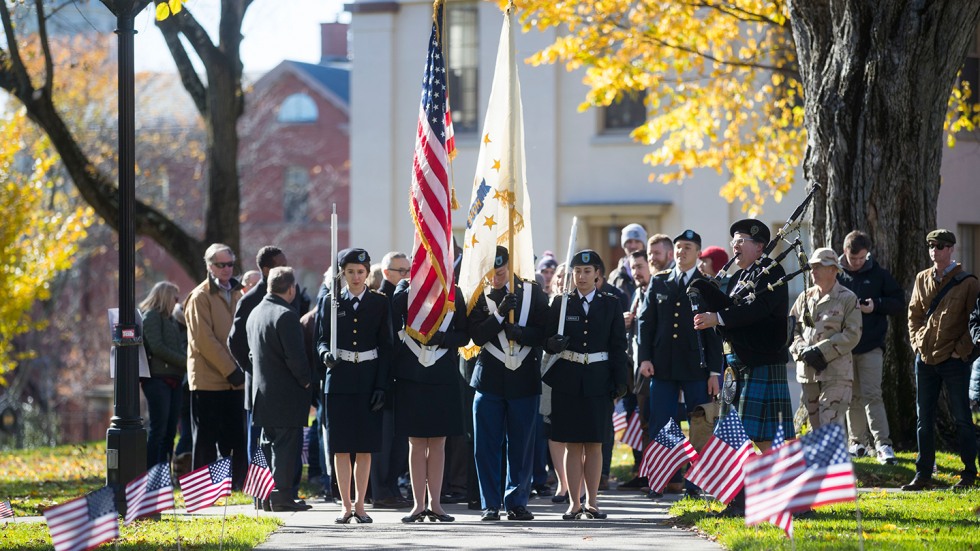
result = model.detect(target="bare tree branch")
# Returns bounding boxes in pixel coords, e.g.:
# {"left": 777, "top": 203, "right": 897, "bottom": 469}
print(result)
{"left": 34, "top": 0, "right": 54, "bottom": 98}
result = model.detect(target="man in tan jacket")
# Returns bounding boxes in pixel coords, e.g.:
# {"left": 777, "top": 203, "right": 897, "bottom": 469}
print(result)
{"left": 790, "top": 247, "right": 862, "bottom": 430}
{"left": 903, "top": 229, "right": 979, "bottom": 492}
{"left": 185, "top": 243, "right": 246, "bottom": 487}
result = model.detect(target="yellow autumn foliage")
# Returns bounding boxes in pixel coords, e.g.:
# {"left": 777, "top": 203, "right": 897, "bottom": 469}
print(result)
{"left": 508, "top": 0, "right": 978, "bottom": 214}
{"left": 0, "top": 113, "right": 94, "bottom": 383}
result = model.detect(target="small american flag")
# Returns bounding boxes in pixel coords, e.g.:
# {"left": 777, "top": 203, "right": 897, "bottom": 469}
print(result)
{"left": 620, "top": 411, "right": 644, "bottom": 451}
{"left": 639, "top": 418, "right": 699, "bottom": 493}
{"left": 685, "top": 411, "right": 755, "bottom": 504}
{"left": 178, "top": 457, "right": 232, "bottom": 513}
{"left": 43, "top": 486, "right": 118, "bottom": 551}
{"left": 0, "top": 499, "right": 13, "bottom": 519}
{"left": 243, "top": 448, "right": 276, "bottom": 501}
{"left": 744, "top": 423, "right": 856, "bottom": 526}
{"left": 612, "top": 402, "right": 628, "bottom": 432}
{"left": 767, "top": 424, "right": 793, "bottom": 538}
{"left": 124, "top": 462, "right": 174, "bottom": 525}
{"left": 301, "top": 426, "right": 311, "bottom": 465}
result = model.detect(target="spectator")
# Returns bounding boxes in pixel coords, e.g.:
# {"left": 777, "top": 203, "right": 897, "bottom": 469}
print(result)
{"left": 139, "top": 281, "right": 187, "bottom": 470}
{"left": 790, "top": 247, "right": 862, "bottom": 430}
{"left": 536, "top": 253, "right": 559, "bottom": 295}
{"left": 646, "top": 233, "right": 675, "bottom": 273}
{"left": 184, "top": 243, "right": 246, "bottom": 488}
{"left": 247, "top": 267, "right": 313, "bottom": 512}
{"left": 241, "top": 270, "right": 261, "bottom": 294}
{"left": 619, "top": 250, "right": 652, "bottom": 490}
{"left": 698, "top": 246, "right": 729, "bottom": 278}
{"left": 838, "top": 230, "right": 905, "bottom": 464}
{"left": 610, "top": 223, "right": 648, "bottom": 299}
{"left": 367, "top": 263, "right": 385, "bottom": 291}
{"left": 903, "top": 229, "right": 979, "bottom": 491}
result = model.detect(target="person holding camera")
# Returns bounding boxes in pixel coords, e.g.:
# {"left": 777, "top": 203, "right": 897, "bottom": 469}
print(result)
{"left": 790, "top": 248, "right": 862, "bottom": 431}
{"left": 838, "top": 231, "right": 906, "bottom": 464}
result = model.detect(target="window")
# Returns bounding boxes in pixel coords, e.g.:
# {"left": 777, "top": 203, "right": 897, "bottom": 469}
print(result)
{"left": 283, "top": 166, "right": 309, "bottom": 223}
{"left": 958, "top": 25, "right": 980, "bottom": 116}
{"left": 447, "top": 3, "right": 479, "bottom": 133}
{"left": 277, "top": 93, "right": 318, "bottom": 123}
{"left": 600, "top": 91, "right": 647, "bottom": 134}
{"left": 957, "top": 223, "right": 980, "bottom": 275}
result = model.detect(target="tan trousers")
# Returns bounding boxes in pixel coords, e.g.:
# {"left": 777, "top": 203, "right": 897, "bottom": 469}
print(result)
{"left": 801, "top": 380, "right": 852, "bottom": 431}
{"left": 845, "top": 348, "right": 892, "bottom": 447}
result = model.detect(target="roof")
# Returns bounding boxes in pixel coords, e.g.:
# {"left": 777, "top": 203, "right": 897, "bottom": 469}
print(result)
{"left": 284, "top": 60, "right": 351, "bottom": 106}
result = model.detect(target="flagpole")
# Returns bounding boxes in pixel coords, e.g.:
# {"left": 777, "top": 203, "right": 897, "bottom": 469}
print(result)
{"left": 219, "top": 495, "right": 229, "bottom": 551}
{"left": 854, "top": 494, "right": 865, "bottom": 551}
{"left": 505, "top": 1, "right": 517, "bottom": 355}
{"left": 171, "top": 468, "right": 182, "bottom": 551}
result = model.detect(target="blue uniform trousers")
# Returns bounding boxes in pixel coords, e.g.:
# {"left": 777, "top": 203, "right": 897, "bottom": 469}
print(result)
{"left": 473, "top": 391, "right": 539, "bottom": 510}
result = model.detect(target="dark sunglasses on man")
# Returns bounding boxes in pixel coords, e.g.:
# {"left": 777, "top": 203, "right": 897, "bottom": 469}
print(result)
{"left": 927, "top": 242, "right": 948, "bottom": 251}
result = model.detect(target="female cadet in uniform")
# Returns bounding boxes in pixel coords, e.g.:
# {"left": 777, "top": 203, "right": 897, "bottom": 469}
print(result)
{"left": 391, "top": 280, "right": 467, "bottom": 522}
{"left": 316, "top": 248, "right": 393, "bottom": 524}
{"left": 543, "top": 250, "right": 629, "bottom": 519}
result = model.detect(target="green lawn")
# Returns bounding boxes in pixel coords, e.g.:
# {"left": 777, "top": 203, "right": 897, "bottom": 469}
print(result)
{"left": 0, "top": 442, "right": 281, "bottom": 550}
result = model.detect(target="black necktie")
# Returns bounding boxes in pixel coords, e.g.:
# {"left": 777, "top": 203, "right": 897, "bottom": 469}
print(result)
{"left": 351, "top": 297, "right": 360, "bottom": 309}
{"left": 679, "top": 273, "right": 687, "bottom": 288}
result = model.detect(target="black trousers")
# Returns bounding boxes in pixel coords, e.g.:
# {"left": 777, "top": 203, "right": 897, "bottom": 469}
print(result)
{"left": 191, "top": 389, "right": 247, "bottom": 488}
{"left": 370, "top": 408, "right": 408, "bottom": 500}
{"left": 260, "top": 426, "right": 303, "bottom": 503}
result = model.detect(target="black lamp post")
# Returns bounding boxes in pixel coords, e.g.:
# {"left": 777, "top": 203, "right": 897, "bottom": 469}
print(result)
{"left": 100, "top": 0, "right": 151, "bottom": 514}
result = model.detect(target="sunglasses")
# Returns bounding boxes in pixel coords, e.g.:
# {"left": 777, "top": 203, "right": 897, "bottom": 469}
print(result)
{"left": 390, "top": 268, "right": 411, "bottom": 275}
{"left": 927, "top": 243, "right": 948, "bottom": 251}
{"left": 211, "top": 261, "right": 235, "bottom": 269}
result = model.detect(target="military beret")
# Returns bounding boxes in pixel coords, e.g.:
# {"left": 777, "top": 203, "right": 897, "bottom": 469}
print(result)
{"left": 673, "top": 229, "right": 702, "bottom": 248}
{"left": 730, "top": 218, "right": 770, "bottom": 244}
{"left": 494, "top": 246, "right": 509, "bottom": 268}
{"left": 338, "top": 247, "right": 371, "bottom": 268}
{"left": 925, "top": 229, "right": 955, "bottom": 246}
{"left": 569, "top": 249, "right": 604, "bottom": 272}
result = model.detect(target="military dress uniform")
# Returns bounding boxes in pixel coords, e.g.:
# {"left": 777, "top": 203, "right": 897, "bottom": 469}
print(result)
{"left": 468, "top": 257, "right": 549, "bottom": 515}
{"left": 316, "top": 285, "right": 393, "bottom": 454}
{"left": 637, "top": 262, "right": 723, "bottom": 439}
{"left": 391, "top": 282, "right": 467, "bottom": 438}
{"left": 544, "top": 287, "right": 629, "bottom": 443}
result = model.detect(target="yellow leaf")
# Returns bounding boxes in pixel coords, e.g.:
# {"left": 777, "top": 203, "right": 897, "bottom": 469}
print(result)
{"left": 169, "top": 0, "right": 183, "bottom": 15}
{"left": 155, "top": 2, "right": 170, "bottom": 21}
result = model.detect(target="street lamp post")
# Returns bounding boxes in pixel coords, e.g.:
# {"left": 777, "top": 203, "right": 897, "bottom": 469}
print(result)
{"left": 101, "top": 0, "right": 151, "bottom": 515}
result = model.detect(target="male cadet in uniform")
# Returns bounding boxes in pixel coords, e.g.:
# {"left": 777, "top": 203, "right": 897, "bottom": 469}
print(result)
{"left": 637, "top": 230, "right": 722, "bottom": 496}
{"left": 693, "top": 219, "right": 795, "bottom": 516}
{"left": 467, "top": 246, "right": 549, "bottom": 522}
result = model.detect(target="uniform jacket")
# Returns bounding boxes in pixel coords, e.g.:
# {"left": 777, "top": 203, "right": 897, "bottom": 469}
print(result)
{"left": 228, "top": 280, "right": 266, "bottom": 410}
{"left": 247, "top": 294, "right": 312, "bottom": 427}
{"left": 468, "top": 279, "right": 549, "bottom": 399}
{"left": 837, "top": 256, "right": 905, "bottom": 354}
{"left": 141, "top": 308, "right": 186, "bottom": 379}
{"left": 391, "top": 284, "right": 469, "bottom": 385}
{"left": 717, "top": 260, "right": 790, "bottom": 366}
{"left": 908, "top": 264, "right": 980, "bottom": 364}
{"left": 316, "top": 288, "right": 393, "bottom": 395}
{"left": 543, "top": 290, "right": 629, "bottom": 397}
{"left": 184, "top": 275, "right": 243, "bottom": 391}
{"left": 637, "top": 269, "right": 723, "bottom": 380}
{"left": 790, "top": 281, "right": 862, "bottom": 382}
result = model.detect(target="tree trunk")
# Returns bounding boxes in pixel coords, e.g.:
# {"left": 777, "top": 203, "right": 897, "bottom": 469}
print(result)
{"left": 788, "top": 1, "right": 980, "bottom": 446}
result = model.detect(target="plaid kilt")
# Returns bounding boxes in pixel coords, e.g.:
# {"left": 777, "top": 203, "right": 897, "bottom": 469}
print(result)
{"left": 726, "top": 353, "right": 795, "bottom": 442}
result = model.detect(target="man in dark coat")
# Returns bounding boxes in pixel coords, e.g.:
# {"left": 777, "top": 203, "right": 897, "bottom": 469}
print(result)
{"left": 247, "top": 266, "right": 313, "bottom": 512}
{"left": 468, "top": 246, "right": 549, "bottom": 522}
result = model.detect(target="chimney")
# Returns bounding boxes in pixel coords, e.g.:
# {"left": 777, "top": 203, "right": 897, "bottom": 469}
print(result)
{"left": 320, "top": 22, "right": 349, "bottom": 63}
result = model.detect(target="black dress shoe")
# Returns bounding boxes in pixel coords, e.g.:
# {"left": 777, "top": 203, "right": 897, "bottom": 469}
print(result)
{"left": 506, "top": 505, "right": 534, "bottom": 521}
{"left": 562, "top": 508, "right": 584, "bottom": 520}
{"left": 646, "top": 490, "right": 663, "bottom": 499}
{"left": 353, "top": 513, "right": 373, "bottom": 523}
{"left": 441, "top": 492, "right": 467, "bottom": 504}
{"left": 901, "top": 474, "right": 934, "bottom": 491}
{"left": 467, "top": 500, "right": 483, "bottom": 511}
{"left": 372, "top": 497, "right": 412, "bottom": 509}
{"left": 425, "top": 509, "right": 455, "bottom": 522}
{"left": 335, "top": 512, "right": 354, "bottom": 524}
{"left": 951, "top": 473, "right": 977, "bottom": 490}
{"left": 618, "top": 476, "right": 648, "bottom": 490}
{"left": 481, "top": 508, "right": 500, "bottom": 521}
{"left": 584, "top": 506, "right": 607, "bottom": 519}
{"left": 401, "top": 510, "right": 427, "bottom": 523}
{"left": 270, "top": 500, "right": 312, "bottom": 512}
{"left": 532, "top": 484, "right": 554, "bottom": 497}
{"left": 551, "top": 493, "right": 569, "bottom": 504}
{"left": 261, "top": 499, "right": 272, "bottom": 512}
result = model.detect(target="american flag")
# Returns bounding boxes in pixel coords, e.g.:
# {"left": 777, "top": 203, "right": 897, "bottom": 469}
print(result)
{"left": 178, "top": 457, "right": 232, "bottom": 513}
{"left": 621, "top": 411, "right": 645, "bottom": 451}
{"left": 407, "top": 2, "right": 457, "bottom": 344}
{"left": 243, "top": 448, "right": 276, "bottom": 501}
{"left": 43, "top": 486, "right": 118, "bottom": 551}
{"left": 124, "top": 462, "right": 174, "bottom": 525}
{"left": 685, "top": 411, "right": 755, "bottom": 504}
{"left": 767, "top": 424, "right": 793, "bottom": 538}
{"left": 638, "top": 418, "right": 699, "bottom": 493}
{"left": 744, "top": 423, "right": 856, "bottom": 526}
{"left": 0, "top": 499, "right": 13, "bottom": 519}
{"left": 612, "top": 402, "right": 628, "bottom": 432}
{"left": 301, "top": 426, "right": 310, "bottom": 465}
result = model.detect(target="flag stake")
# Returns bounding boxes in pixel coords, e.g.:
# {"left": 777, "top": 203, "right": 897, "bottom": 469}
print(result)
{"left": 855, "top": 494, "right": 865, "bottom": 551}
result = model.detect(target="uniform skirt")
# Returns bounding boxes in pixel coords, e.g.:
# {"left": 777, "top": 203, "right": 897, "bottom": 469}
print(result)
{"left": 728, "top": 354, "right": 795, "bottom": 441}
{"left": 549, "top": 389, "right": 612, "bottom": 443}
{"left": 324, "top": 392, "right": 383, "bottom": 453}
{"left": 394, "top": 379, "right": 464, "bottom": 438}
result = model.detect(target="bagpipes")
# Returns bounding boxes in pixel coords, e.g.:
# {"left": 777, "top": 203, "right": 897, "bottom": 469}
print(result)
{"left": 689, "top": 183, "right": 820, "bottom": 312}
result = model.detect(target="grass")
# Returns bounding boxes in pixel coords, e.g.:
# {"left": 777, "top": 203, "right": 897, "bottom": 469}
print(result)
{"left": 0, "top": 442, "right": 282, "bottom": 550}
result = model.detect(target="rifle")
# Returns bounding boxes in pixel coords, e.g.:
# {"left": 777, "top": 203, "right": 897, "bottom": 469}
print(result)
{"left": 542, "top": 216, "right": 578, "bottom": 374}
{"left": 329, "top": 203, "right": 338, "bottom": 362}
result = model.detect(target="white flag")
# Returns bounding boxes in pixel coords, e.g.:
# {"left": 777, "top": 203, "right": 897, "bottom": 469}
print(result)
{"left": 459, "top": 8, "right": 534, "bottom": 313}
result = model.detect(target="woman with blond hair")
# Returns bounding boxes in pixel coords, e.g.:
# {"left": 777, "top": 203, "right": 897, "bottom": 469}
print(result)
{"left": 139, "top": 281, "right": 187, "bottom": 469}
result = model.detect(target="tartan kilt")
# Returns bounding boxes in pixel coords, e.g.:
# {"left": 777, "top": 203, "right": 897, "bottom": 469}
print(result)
{"left": 727, "top": 354, "right": 795, "bottom": 442}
